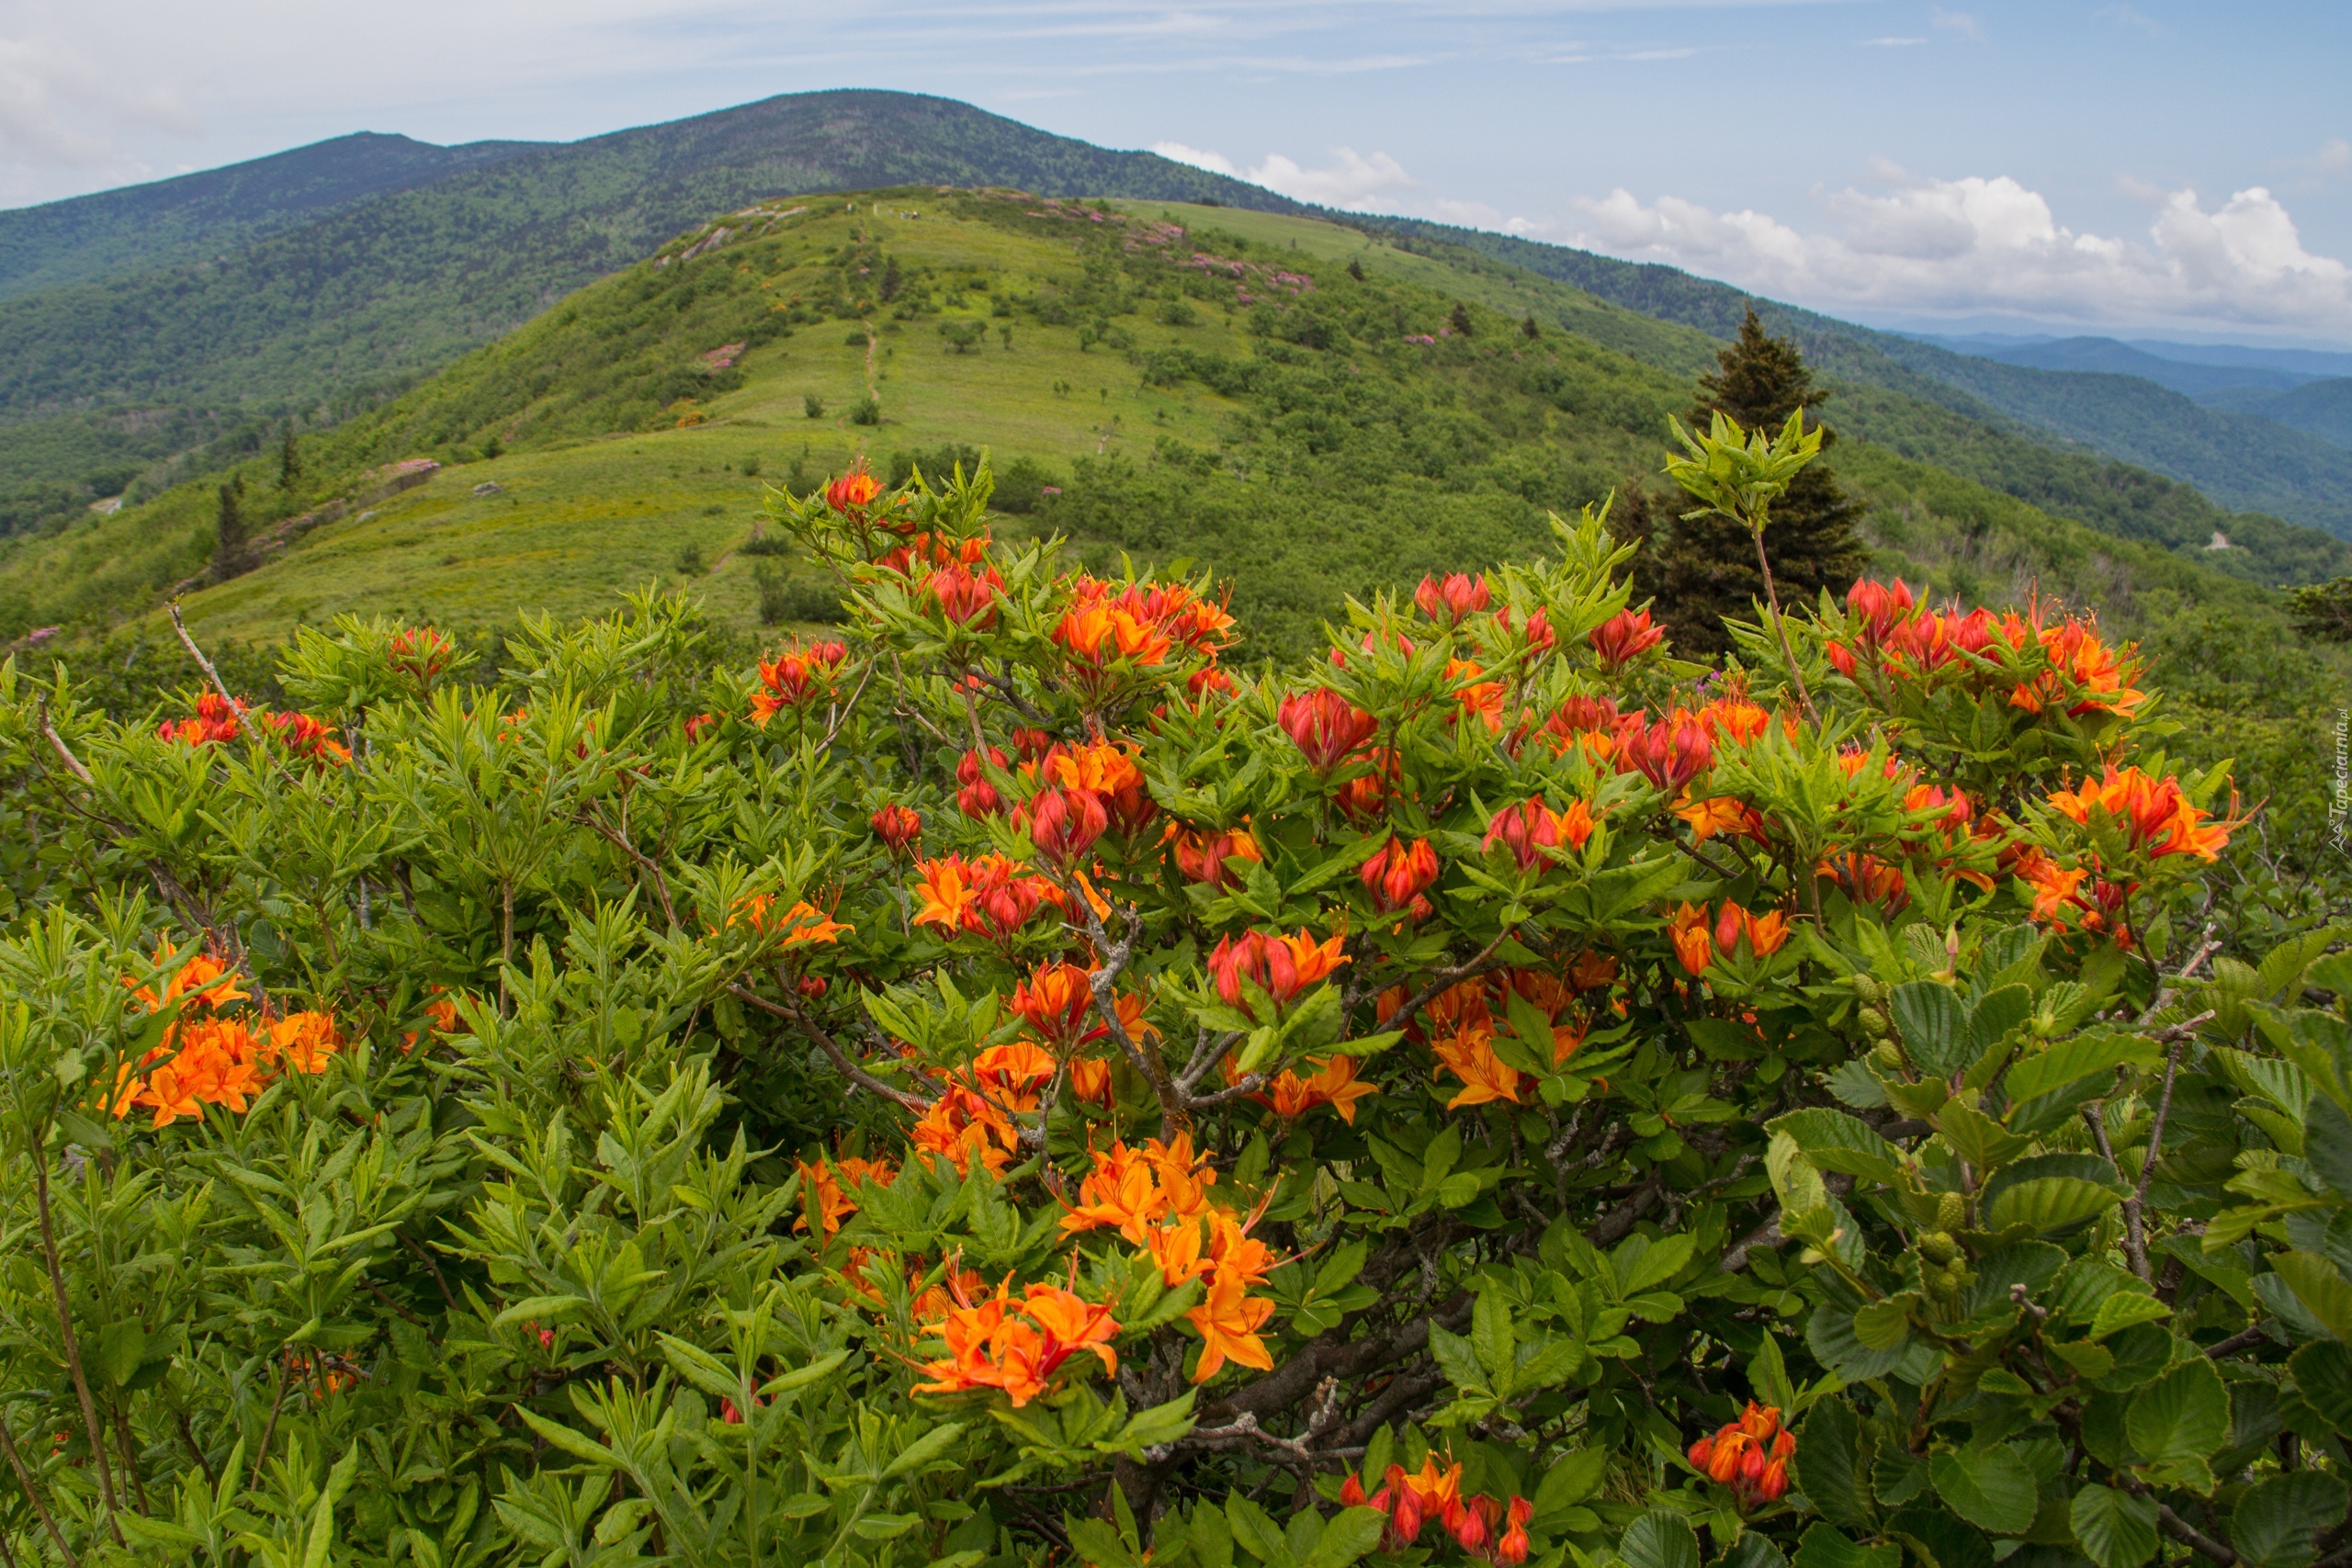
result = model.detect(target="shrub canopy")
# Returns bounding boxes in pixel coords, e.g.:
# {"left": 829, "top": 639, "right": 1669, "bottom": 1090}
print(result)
{"left": 0, "top": 449, "right": 2346, "bottom": 1568}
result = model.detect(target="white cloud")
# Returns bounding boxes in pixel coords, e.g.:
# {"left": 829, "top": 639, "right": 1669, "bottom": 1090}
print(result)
{"left": 2316, "top": 139, "right": 2352, "bottom": 175}
{"left": 1566, "top": 167, "right": 2352, "bottom": 335}
{"left": 1861, "top": 36, "right": 1927, "bottom": 46}
{"left": 1929, "top": 6, "right": 1980, "bottom": 38}
{"left": 2094, "top": 3, "right": 2163, "bottom": 33}
{"left": 1150, "top": 140, "right": 1415, "bottom": 209}
{"left": 0, "top": 27, "right": 203, "bottom": 201}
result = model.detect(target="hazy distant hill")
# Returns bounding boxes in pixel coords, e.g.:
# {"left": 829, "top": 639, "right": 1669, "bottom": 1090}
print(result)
{"left": 1912, "top": 335, "right": 2315, "bottom": 398}
{"left": 0, "top": 132, "right": 542, "bottom": 300}
{"left": 2203, "top": 377, "right": 2352, "bottom": 449}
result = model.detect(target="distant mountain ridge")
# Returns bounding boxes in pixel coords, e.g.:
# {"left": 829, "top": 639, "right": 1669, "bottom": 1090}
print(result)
{"left": 1911, "top": 336, "right": 2317, "bottom": 398}
{"left": 3, "top": 87, "right": 2350, "bottom": 574}
{"left": 0, "top": 131, "right": 544, "bottom": 300}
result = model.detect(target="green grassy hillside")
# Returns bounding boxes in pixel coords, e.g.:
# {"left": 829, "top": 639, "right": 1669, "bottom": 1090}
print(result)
{"left": 1371, "top": 219, "right": 2352, "bottom": 560}
{"left": 0, "top": 188, "right": 2314, "bottom": 671}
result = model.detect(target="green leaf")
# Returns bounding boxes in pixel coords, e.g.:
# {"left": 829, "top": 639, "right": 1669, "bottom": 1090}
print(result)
{"left": 1793, "top": 1400, "right": 1875, "bottom": 1531}
{"left": 1938, "top": 1100, "right": 2034, "bottom": 1171}
{"left": 1472, "top": 1290, "right": 1517, "bottom": 1387}
{"left": 2271, "top": 1251, "right": 2352, "bottom": 1341}
{"left": 2288, "top": 1342, "right": 2352, "bottom": 1434}
{"left": 2126, "top": 1359, "right": 2230, "bottom": 1464}
{"left": 1929, "top": 1446, "right": 2038, "bottom": 1535}
{"left": 656, "top": 1334, "right": 741, "bottom": 1400}
{"left": 2309, "top": 1092, "right": 2352, "bottom": 1201}
{"left": 1792, "top": 1525, "right": 1901, "bottom": 1568}
{"left": 2088, "top": 1295, "right": 2172, "bottom": 1342}
{"left": 1966, "top": 985, "right": 2034, "bottom": 1055}
{"left": 96, "top": 1319, "right": 148, "bottom": 1388}
{"left": 2232, "top": 1472, "right": 2350, "bottom": 1568}
{"left": 1227, "top": 1495, "right": 1295, "bottom": 1567}
{"left": 1852, "top": 1295, "right": 1916, "bottom": 1352}
{"left": 1893, "top": 981, "right": 1967, "bottom": 1078}
{"left": 1620, "top": 1510, "right": 1702, "bottom": 1568}
{"left": 2071, "top": 1484, "right": 2159, "bottom": 1568}
{"left": 1066, "top": 1517, "right": 1145, "bottom": 1568}
{"left": 1532, "top": 1450, "right": 1609, "bottom": 1520}
{"left": 1987, "top": 1177, "right": 2122, "bottom": 1235}
{"left": 1768, "top": 1109, "right": 1908, "bottom": 1185}
{"left": 1305, "top": 1506, "right": 1387, "bottom": 1568}
{"left": 883, "top": 1420, "right": 967, "bottom": 1479}
{"left": 2002, "top": 1032, "right": 2161, "bottom": 1109}
{"left": 493, "top": 1294, "right": 587, "bottom": 1328}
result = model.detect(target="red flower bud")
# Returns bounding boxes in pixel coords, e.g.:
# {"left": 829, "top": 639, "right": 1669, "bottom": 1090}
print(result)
{"left": 1589, "top": 607, "right": 1665, "bottom": 669}
{"left": 1279, "top": 688, "right": 1379, "bottom": 772}
{"left": 1415, "top": 572, "right": 1491, "bottom": 626}
{"left": 871, "top": 804, "right": 922, "bottom": 852}
{"left": 1026, "top": 786, "right": 1108, "bottom": 863}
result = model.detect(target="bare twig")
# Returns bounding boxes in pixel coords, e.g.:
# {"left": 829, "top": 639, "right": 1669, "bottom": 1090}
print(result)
{"left": 0, "top": 1410, "right": 79, "bottom": 1568}
{"left": 167, "top": 601, "right": 237, "bottom": 709}
{"left": 728, "top": 982, "right": 937, "bottom": 1112}
{"left": 34, "top": 1153, "right": 125, "bottom": 1542}
{"left": 2125, "top": 1033, "right": 2193, "bottom": 1284}
{"left": 2202, "top": 1325, "right": 2269, "bottom": 1359}
{"left": 1373, "top": 931, "right": 1515, "bottom": 1033}
{"left": 35, "top": 701, "right": 96, "bottom": 785}
{"left": 2158, "top": 1505, "right": 2237, "bottom": 1565}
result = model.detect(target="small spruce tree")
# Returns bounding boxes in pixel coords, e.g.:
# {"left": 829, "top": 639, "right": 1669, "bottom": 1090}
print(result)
{"left": 277, "top": 427, "right": 301, "bottom": 491}
{"left": 1651, "top": 308, "right": 1866, "bottom": 656}
{"left": 1449, "top": 302, "right": 1474, "bottom": 336}
{"left": 210, "top": 478, "right": 254, "bottom": 583}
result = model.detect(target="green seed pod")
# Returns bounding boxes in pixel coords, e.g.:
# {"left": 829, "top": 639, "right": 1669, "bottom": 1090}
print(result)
{"left": 1858, "top": 1007, "right": 1890, "bottom": 1038}
{"left": 1852, "top": 974, "right": 1887, "bottom": 1006}
{"left": 1918, "top": 1231, "right": 1957, "bottom": 1265}
{"left": 1937, "top": 1192, "right": 1966, "bottom": 1232}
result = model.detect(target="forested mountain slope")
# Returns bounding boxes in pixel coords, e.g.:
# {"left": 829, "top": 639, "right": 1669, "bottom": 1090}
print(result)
{"left": 3, "top": 190, "right": 2324, "bottom": 664}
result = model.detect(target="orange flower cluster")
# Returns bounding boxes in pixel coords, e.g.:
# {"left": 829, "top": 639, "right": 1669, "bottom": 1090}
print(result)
{"left": 750, "top": 639, "right": 847, "bottom": 725}
{"left": 388, "top": 625, "right": 457, "bottom": 682}
{"left": 1053, "top": 1135, "right": 1278, "bottom": 1382}
{"left": 1170, "top": 823, "right": 1262, "bottom": 890}
{"left": 909, "top": 1079, "right": 1026, "bottom": 1177}
{"left": 794, "top": 1154, "right": 898, "bottom": 1236}
{"left": 912, "top": 852, "right": 1065, "bottom": 942}
{"left": 1483, "top": 797, "right": 1599, "bottom": 871}
{"left": 1408, "top": 968, "right": 1603, "bottom": 1109}
{"left": 2047, "top": 765, "right": 2232, "bottom": 863}
{"left": 1222, "top": 1052, "right": 1378, "bottom": 1124}
{"left": 1588, "top": 606, "right": 1665, "bottom": 669}
{"left": 926, "top": 558, "right": 1007, "bottom": 628}
{"left": 1688, "top": 1402, "right": 1794, "bottom": 1508}
{"left": 1667, "top": 900, "right": 1791, "bottom": 975}
{"left": 729, "top": 895, "right": 852, "bottom": 947}
{"left": 1615, "top": 708, "right": 1714, "bottom": 793}
{"left": 159, "top": 695, "right": 349, "bottom": 763}
{"left": 1206, "top": 927, "right": 1350, "bottom": 1023}
{"left": 910, "top": 1270, "right": 1120, "bottom": 1407}
{"left": 1279, "top": 688, "right": 1381, "bottom": 772}
{"left": 825, "top": 461, "right": 883, "bottom": 512}
{"left": 111, "top": 943, "right": 341, "bottom": 1127}
{"left": 1050, "top": 576, "right": 1236, "bottom": 682}
{"left": 1361, "top": 836, "right": 1441, "bottom": 916}
{"left": 1414, "top": 572, "right": 1490, "bottom": 626}
{"left": 1340, "top": 1456, "right": 1533, "bottom": 1563}
{"left": 1446, "top": 659, "right": 1506, "bottom": 732}
{"left": 871, "top": 803, "right": 922, "bottom": 852}
{"left": 1827, "top": 578, "right": 2145, "bottom": 721}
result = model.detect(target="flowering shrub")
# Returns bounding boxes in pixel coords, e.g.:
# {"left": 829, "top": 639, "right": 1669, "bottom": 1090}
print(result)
{"left": 0, "top": 436, "right": 2343, "bottom": 1568}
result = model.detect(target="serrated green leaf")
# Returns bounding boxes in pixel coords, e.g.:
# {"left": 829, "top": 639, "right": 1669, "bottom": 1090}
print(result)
{"left": 1793, "top": 1400, "right": 1874, "bottom": 1530}
{"left": 1988, "top": 1177, "right": 2121, "bottom": 1235}
{"left": 2088, "top": 1294, "right": 2172, "bottom": 1342}
{"left": 1766, "top": 1109, "right": 1906, "bottom": 1185}
{"left": 2126, "top": 1359, "right": 2230, "bottom": 1464}
{"left": 2071, "top": 1484, "right": 2158, "bottom": 1568}
{"left": 2289, "top": 1342, "right": 2352, "bottom": 1433}
{"left": 1620, "top": 1509, "right": 1701, "bottom": 1568}
{"left": 1893, "top": 981, "right": 1967, "bottom": 1078}
{"left": 2232, "top": 1472, "right": 2350, "bottom": 1568}
{"left": 1929, "top": 1447, "right": 2037, "bottom": 1535}
{"left": 1792, "top": 1525, "right": 1901, "bottom": 1568}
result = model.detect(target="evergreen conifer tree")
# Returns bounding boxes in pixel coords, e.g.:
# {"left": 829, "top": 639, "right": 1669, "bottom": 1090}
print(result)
{"left": 210, "top": 478, "right": 253, "bottom": 583}
{"left": 1651, "top": 308, "right": 1866, "bottom": 655}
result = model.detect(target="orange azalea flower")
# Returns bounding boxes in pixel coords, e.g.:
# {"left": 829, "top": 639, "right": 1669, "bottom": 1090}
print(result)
{"left": 1667, "top": 902, "right": 1714, "bottom": 975}
{"left": 1432, "top": 1027, "right": 1522, "bottom": 1109}
{"left": 1143, "top": 1216, "right": 1212, "bottom": 1287}
{"left": 826, "top": 462, "right": 882, "bottom": 512}
{"left": 1675, "top": 793, "right": 1767, "bottom": 845}
{"left": 1187, "top": 1266, "right": 1275, "bottom": 1382}
{"left": 1171, "top": 823, "right": 1262, "bottom": 890}
{"left": 129, "top": 938, "right": 247, "bottom": 1016}
{"left": 750, "top": 640, "right": 847, "bottom": 725}
{"left": 910, "top": 853, "right": 1056, "bottom": 942}
{"left": 1697, "top": 696, "right": 1772, "bottom": 745}
{"left": 1206, "top": 928, "right": 1350, "bottom": 1022}
{"left": 794, "top": 1155, "right": 897, "bottom": 1236}
{"left": 1067, "top": 1054, "right": 1114, "bottom": 1110}
{"left": 1688, "top": 1402, "right": 1794, "bottom": 1508}
{"left": 1046, "top": 739, "right": 1156, "bottom": 834}
{"left": 266, "top": 1011, "right": 343, "bottom": 1075}
{"left": 1261, "top": 1055, "right": 1379, "bottom": 1124}
{"left": 2046, "top": 765, "right": 2233, "bottom": 862}
{"left": 1567, "top": 950, "right": 1620, "bottom": 993}
{"left": 1061, "top": 1134, "right": 1218, "bottom": 1241}
{"left": 910, "top": 1087, "right": 1019, "bottom": 1178}
{"left": 1360, "top": 836, "right": 1441, "bottom": 915}
{"left": 1445, "top": 659, "right": 1505, "bottom": 731}
{"left": 732, "top": 895, "right": 852, "bottom": 946}
{"left": 1820, "top": 850, "right": 1909, "bottom": 914}
{"left": 911, "top": 1273, "right": 1119, "bottom": 1407}
{"left": 912, "top": 856, "right": 978, "bottom": 931}
{"left": 2012, "top": 847, "right": 2095, "bottom": 926}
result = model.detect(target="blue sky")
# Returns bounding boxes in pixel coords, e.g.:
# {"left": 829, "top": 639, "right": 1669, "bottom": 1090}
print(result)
{"left": 5, "top": 0, "right": 2346, "bottom": 342}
